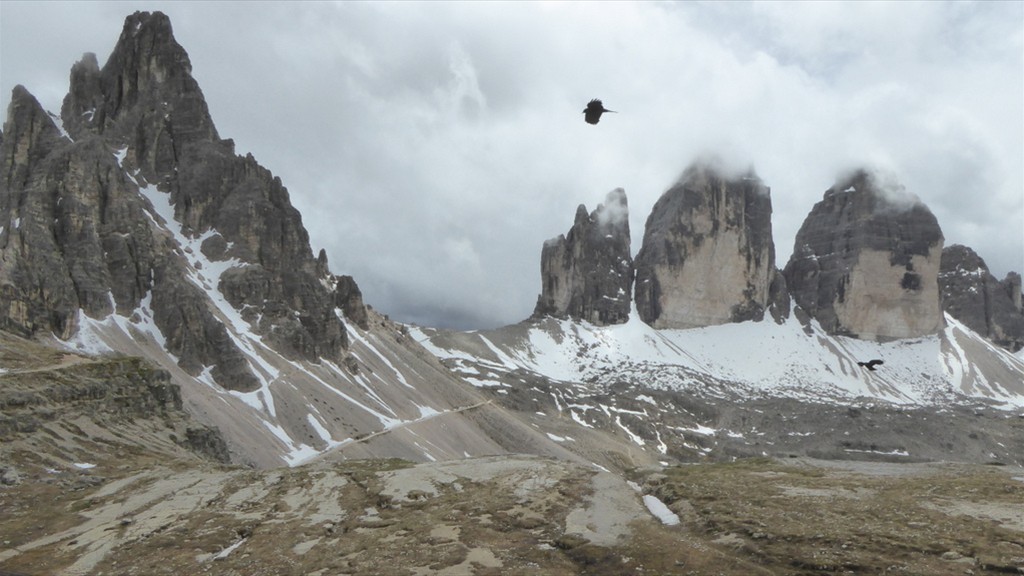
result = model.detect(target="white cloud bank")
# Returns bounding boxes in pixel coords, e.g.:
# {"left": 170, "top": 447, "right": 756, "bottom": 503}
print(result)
{"left": 2, "top": 1, "right": 1020, "bottom": 329}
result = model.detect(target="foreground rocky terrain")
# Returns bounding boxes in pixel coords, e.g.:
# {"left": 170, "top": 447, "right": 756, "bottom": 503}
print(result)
{"left": 2, "top": 334, "right": 1023, "bottom": 576}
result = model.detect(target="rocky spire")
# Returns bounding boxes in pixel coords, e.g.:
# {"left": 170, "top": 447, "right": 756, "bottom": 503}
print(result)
{"left": 533, "top": 188, "right": 633, "bottom": 325}
{"left": 3, "top": 86, "right": 69, "bottom": 194}
{"left": 939, "top": 244, "right": 1024, "bottom": 352}
{"left": 1, "top": 86, "right": 82, "bottom": 338}
{"left": 1, "top": 11, "right": 365, "bottom": 390}
{"left": 783, "top": 169, "right": 944, "bottom": 340}
{"left": 633, "top": 160, "right": 778, "bottom": 329}
{"left": 61, "top": 11, "right": 218, "bottom": 156}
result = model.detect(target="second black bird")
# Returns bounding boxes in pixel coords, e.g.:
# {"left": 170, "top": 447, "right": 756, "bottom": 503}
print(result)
{"left": 857, "top": 359, "right": 884, "bottom": 371}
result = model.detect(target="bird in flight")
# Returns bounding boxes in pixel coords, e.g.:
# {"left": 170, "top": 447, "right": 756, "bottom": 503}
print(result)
{"left": 583, "top": 99, "right": 616, "bottom": 124}
{"left": 857, "top": 359, "right": 884, "bottom": 371}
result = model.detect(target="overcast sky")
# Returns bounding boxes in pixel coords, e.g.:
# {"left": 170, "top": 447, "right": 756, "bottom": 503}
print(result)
{"left": 2, "top": 1, "right": 1022, "bottom": 330}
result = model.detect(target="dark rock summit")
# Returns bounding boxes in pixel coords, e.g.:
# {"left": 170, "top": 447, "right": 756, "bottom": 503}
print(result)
{"left": 940, "top": 245, "right": 1023, "bottom": 352}
{"left": 0, "top": 11, "right": 367, "bottom": 391}
{"left": 783, "top": 169, "right": 944, "bottom": 340}
{"left": 633, "top": 161, "right": 779, "bottom": 329}
{"left": 60, "top": 11, "right": 219, "bottom": 159}
{"left": 534, "top": 188, "right": 633, "bottom": 325}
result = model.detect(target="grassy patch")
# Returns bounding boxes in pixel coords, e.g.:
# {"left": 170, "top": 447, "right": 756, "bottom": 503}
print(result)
{"left": 639, "top": 459, "right": 1024, "bottom": 574}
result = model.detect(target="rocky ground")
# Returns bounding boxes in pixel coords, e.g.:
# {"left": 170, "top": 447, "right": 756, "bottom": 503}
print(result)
{"left": 2, "top": 334, "right": 1023, "bottom": 575}
{"left": 2, "top": 449, "right": 1022, "bottom": 575}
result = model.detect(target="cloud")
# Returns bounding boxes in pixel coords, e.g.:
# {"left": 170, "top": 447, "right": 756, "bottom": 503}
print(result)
{"left": 594, "top": 188, "right": 628, "bottom": 229}
{"left": 2, "top": 1, "right": 1020, "bottom": 329}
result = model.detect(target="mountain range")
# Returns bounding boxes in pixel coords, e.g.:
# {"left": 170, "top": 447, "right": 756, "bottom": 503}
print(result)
{"left": 2, "top": 11, "right": 1023, "bottom": 575}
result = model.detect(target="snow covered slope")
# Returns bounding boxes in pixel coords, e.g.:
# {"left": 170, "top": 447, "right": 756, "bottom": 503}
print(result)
{"left": 412, "top": 308, "right": 1024, "bottom": 465}
{"left": 60, "top": 298, "right": 583, "bottom": 468}
{"left": 414, "top": 308, "right": 1024, "bottom": 409}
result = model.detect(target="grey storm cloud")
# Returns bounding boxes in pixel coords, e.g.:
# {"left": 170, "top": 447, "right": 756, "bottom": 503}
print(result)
{"left": 2, "top": 1, "right": 1021, "bottom": 330}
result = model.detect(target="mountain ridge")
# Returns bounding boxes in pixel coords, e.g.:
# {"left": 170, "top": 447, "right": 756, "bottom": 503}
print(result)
{"left": 2, "top": 10, "right": 1022, "bottom": 472}
{"left": 0, "top": 11, "right": 593, "bottom": 469}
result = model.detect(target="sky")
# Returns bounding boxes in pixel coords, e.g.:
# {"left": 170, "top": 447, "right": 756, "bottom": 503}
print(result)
{"left": 2, "top": 1, "right": 1022, "bottom": 330}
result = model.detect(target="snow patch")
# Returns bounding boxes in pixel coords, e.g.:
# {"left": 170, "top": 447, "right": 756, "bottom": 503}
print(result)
{"left": 307, "top": 413, "right": 344, "bottom": 449}
{"left": 47, "top": 110, "right": 72, "bottom": 141}
{"left": 643, "top": 495, "right": 680, "bottom": 526}
{"left": 213, "top": 538, "right": 247, "bottom": 560}
{"left": 844, "top": 448, "right": 909, "bottom": 457}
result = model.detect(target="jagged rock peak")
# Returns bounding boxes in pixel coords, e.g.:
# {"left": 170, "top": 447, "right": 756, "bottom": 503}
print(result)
{"left": 823, "top": 168, "right": 926, "bottom": 213}
{"left": 634, "top": 159, "right": 777, "bottom": 329}
{"left": 335, "top": 275, "right": 370, "bottom": 330}
{"left": 783, "top": 168, "right": 944, "bottom": 340}
{"left": 3, "top": 86, "right": 68, "bottom": 194}
{"left": 2, "top": 11, "right": 354, "bottom": 392}
{"left": 533, "top": 188, "right": 633, "bottom": 325}
{"left": 61, "top": 10, "right": 218, "bottom": 158}
{"left": 940, "top": 244, "right": 1024, "bottom": 352}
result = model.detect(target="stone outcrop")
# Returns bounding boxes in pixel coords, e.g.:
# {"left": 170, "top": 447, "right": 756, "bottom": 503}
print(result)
{"left": 533, "top": 189, "right": 632, "bottom": 325}
{"left": 335, "top": 273, "right": 370, "bottom": 330}
{"left": 633, "top": 161, "right": 778, "bottom": 329}
{"left": 0, "top": 351, "right": 230, "bottom": 463}
{"left": 783, "top": 169, "right": 944, "bottom": 340}
{"left": 0, "top": 11, "right": 367, "bottom": 390}
{"left": 940, "top": 245, "right": 1023, "bottom": 352}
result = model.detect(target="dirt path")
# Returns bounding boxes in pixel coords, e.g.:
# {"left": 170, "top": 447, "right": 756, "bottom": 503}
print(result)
{"left": 1, "top": 353, "right": 102, "bottom": 375}
{"left": 308, "top": 399, "right": 493, "bottom": 463}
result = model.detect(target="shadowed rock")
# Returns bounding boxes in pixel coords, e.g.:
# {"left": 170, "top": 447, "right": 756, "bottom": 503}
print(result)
{"left": 534, "top": 188, "right": 633, "bottom": 325}
{"left": 0, "top": 11, "right": 362, "bottom": 390}
{"left": 940, "top": 244, "right": 1023, "bottom": 352}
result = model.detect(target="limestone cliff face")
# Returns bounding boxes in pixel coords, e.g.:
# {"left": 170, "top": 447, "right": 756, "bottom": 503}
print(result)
{"left": 940, "top": 245, "right": 1024, "bottom": 352}
{"left": 0, "top": 11, "right": 367, "bottom": 391}
{"left": 533, "top": 189, "right": 632, "bottom": 325}
{"left": 633, "top": 162, "right": 777, "bottom": 329}
{"left": 1, "top": 86, "right": 156, "bottom": 338}
{"left": 783, "top": 170, "right": 944, "bottom": 340}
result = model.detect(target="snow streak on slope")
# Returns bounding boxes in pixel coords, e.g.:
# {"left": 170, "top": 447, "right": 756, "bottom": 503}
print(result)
{"left": 414, "top": 307, "right": 1024, "bottom": 409}
{"left": 59, "top": 150, "right": 505, "bottom": 467}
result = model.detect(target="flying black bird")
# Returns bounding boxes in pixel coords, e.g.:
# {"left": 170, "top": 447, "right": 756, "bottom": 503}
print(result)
{"left": 583, "top": 99, "right": 616, "bottom": 124}
{"left": 857, "top": 359, "right": 884, "bottom": 371}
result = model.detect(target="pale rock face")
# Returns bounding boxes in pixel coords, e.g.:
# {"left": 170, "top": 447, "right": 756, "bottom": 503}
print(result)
{"left": 642, "top": 229, "right": 772, "bottom": 329}
{"left": 833, "top": 250, "right": 943, "bottom": 340}
{"left": 784, "top": 169, "right": 944, "bottom": 340}
{"left": 634, "top": 161, "right": 776, "bottom": 329}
